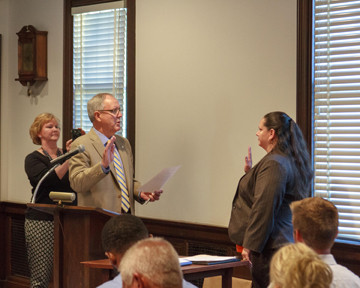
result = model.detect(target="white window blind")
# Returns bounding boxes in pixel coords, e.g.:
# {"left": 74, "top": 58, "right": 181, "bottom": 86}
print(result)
{"left": 72, "top": 4, "right": 127, "bottom": 137}
{"left": 313, "top": 0, "right": 360, "bottom": 242}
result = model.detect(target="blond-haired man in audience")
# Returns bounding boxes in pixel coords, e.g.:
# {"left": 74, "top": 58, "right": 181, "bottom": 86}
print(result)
{"left": 269, "top": 242, "right": 332, "bottom": 288}
{"left": 291, "top": 197, "right": 360, "bottom": 287}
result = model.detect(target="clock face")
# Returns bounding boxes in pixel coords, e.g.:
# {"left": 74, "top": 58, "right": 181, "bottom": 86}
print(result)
{"left": 22, "top": 42, "right": 34, "bottom": 72}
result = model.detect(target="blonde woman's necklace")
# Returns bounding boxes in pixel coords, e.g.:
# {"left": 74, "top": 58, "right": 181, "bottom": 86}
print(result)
{"left": 41, "top": 147, "right": 62, "bottom": 161}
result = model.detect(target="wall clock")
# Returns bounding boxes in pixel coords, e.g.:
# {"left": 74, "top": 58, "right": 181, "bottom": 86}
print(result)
{"left": 15, "top": 25, "right": 47, "bottom": 96}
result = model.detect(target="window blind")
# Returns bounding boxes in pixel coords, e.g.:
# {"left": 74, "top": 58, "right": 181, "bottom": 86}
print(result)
{"left": 314, "top": 0, "right": 360, "bottom": 242}
{"left": 72, "top": 6, "right": 127, "bottom": 137}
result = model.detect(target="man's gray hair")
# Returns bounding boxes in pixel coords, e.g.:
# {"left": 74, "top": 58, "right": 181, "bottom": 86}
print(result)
{"left": 119, "top": 238, "right": 182, "bottom": 288}
{"left": 87, "top": 93, "right": 113, "bottom": 122}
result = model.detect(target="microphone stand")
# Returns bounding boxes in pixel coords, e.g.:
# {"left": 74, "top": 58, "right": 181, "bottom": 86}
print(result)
{"left": 31, "top": 163, "right": 60, "bottom": 204}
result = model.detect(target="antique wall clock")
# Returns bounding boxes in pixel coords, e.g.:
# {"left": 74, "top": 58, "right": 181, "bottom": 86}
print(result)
{"left": 15, "top": 25, "right": 47, "bottom": 96}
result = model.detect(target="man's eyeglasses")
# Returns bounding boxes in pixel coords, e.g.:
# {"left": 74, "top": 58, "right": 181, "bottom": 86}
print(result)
{"left": 97, "top": 108, "right": 121, "bottom": 116}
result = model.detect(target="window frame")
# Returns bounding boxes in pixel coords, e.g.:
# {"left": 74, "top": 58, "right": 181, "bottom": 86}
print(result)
{"left": 298, "top": 0, "right": 360, "bottom": 246}
{"left": 63, "top": 0, "right": 135, "bottom": 155}
{"left": 296, "top": 0, "right": 313, "bottom": 150}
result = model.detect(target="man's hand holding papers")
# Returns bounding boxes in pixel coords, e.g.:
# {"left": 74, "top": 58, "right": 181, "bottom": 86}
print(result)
{"left": 139, "top": 165, "right": 181, "bottom": 204}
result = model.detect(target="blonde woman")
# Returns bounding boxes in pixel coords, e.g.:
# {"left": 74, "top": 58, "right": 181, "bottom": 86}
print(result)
{"left": 269, "top": 243, "right": 332, "bottom": 288}
{"left": 24, "top": 113, "right": 77, "bottom": 288}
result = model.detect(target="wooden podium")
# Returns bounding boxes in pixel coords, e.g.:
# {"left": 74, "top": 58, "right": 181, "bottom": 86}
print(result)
{"left": 27, "top": 203, "right": 119, "bottom": 288}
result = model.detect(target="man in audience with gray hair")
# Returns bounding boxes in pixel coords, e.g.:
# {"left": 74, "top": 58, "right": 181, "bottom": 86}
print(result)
{"left": 98, "top": 215, "right": 196, "bottom": 288}
{"left": 119, "top": 238, "right": 183, "bottom": 288}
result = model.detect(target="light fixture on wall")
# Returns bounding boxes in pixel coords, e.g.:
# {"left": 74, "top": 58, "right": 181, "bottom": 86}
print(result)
{"left": 15, "top": 25, "right": 48, "bottom": 96}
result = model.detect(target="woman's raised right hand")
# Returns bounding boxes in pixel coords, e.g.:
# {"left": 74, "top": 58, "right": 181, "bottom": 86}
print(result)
{"left": 244, "top": 146, "right": 252, "bottom": 173}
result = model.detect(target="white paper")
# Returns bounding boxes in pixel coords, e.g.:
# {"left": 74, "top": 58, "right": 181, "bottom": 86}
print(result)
{"left": 183, "top": 255, "right": 237, "bottom": 262}
{"left": 139, "top": 165, "right": 181, "bottom": 192}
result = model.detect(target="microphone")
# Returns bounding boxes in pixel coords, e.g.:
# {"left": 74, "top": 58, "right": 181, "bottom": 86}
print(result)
{"left": 50, "top": 145, "right": 85, "bottom": 165}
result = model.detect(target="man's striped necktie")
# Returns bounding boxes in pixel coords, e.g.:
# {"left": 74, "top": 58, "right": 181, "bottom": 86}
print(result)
{"left": 111, "top": 144, "right": 130, "bottom": 213}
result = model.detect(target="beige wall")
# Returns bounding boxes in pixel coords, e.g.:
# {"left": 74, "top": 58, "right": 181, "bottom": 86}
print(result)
{"left": 0, "top": 0, "right": 297, "bottom": 227}
{"left": 0, "top": 0, "right": 64, "bottom": 204}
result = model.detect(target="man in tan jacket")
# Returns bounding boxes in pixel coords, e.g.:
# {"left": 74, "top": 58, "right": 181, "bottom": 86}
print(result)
{"left": 69, "top": 93, "right": 161, "bottom": 213}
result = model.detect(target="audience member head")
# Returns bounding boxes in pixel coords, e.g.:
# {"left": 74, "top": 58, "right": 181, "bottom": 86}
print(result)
{"left": 291, "top": 197, "right": 338, "bottom": 253}
{"left": 119, "top": 238, "right": 182, "bottom": 288}
{"left": 270, "top": 242, "right": 332, "bottom": 288}
{"left": 87, "top": 93, "right": 122, "bottom": 138}
{"left": 29, "top": 113, "right": 60, "bottom": 145}
{"left": 101, "top": 214, "right": 149, "bottom": 268}
{"left": 262, "top": 111, "right": 312, "bottom": 198}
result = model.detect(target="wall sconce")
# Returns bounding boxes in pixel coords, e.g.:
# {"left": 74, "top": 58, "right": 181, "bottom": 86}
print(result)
{"left": 15, "top": 25, "right": 48, "bottom": 96}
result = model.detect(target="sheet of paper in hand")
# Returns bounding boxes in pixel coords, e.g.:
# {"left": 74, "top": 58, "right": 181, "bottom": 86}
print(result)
{"left": 139, "top": 165, "right": 181, "bottom": 192}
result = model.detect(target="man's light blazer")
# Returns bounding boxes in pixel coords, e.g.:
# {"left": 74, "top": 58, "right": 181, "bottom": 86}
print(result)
{"left": 69, "top": 128, "right": 142, "bottom": 213}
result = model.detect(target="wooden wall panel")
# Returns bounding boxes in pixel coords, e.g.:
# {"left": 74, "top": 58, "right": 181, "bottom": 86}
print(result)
{"left": 1, "top": 201, "right": 360, "bottom": 288}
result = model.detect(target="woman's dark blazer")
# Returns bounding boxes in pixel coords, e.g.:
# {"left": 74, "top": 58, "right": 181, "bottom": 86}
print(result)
{"left": 228, "top": 151, "right": 298, "bottom": 253}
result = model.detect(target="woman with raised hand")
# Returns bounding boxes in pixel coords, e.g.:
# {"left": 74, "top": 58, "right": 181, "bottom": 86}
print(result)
{"left": 228, "top": 111, "right": 313, "bottom": 288}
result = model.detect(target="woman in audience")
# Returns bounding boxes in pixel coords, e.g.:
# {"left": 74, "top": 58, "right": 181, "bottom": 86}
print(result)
{"left": 228, "top": 111, "right": 313, "bottom": 288}
{"left": 269, "top": 242, "right": 332, "bottom": 288}
{"left": 24, "top": 113, "right": 77, "bottom": 288}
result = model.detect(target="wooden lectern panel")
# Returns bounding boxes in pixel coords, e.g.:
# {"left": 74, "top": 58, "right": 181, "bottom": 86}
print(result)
{"left": 27, "top": 204, "right": 118, "bottom": 288}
